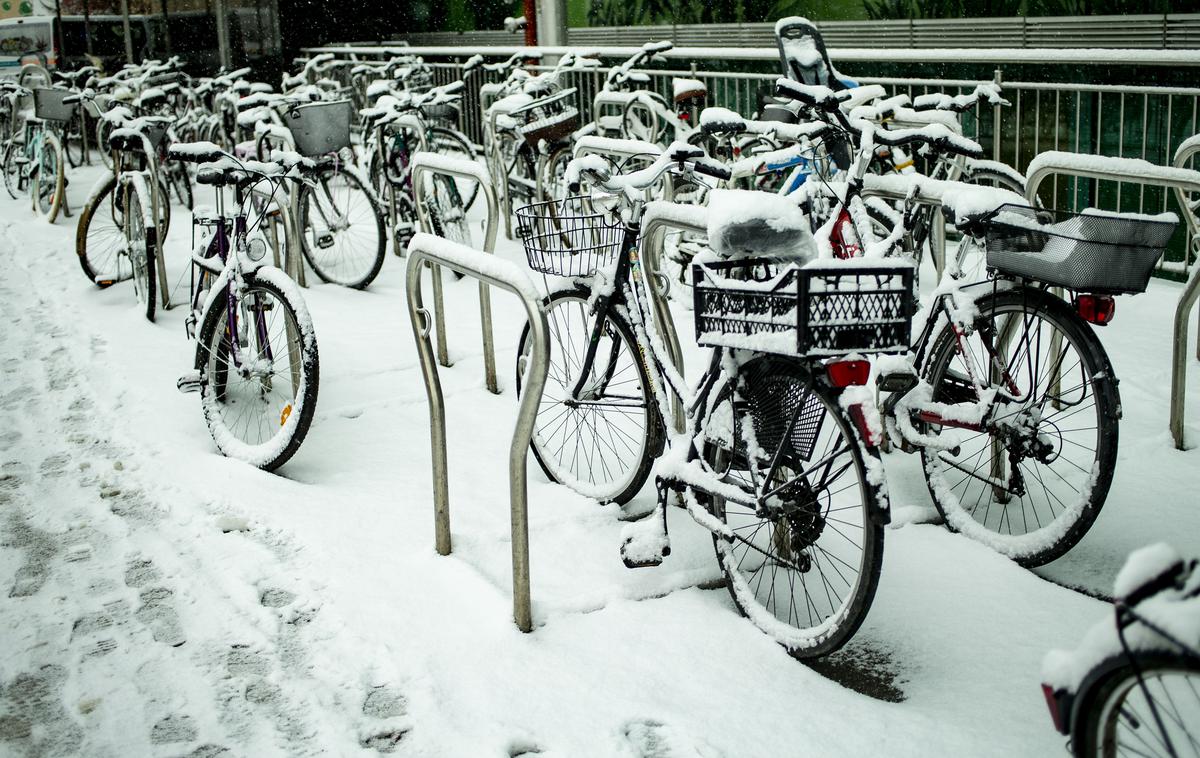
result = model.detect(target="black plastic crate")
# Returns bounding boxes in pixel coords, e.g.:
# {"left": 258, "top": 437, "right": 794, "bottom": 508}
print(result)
{"left": 691, "top": 257, "right": 915, "bottom": 357}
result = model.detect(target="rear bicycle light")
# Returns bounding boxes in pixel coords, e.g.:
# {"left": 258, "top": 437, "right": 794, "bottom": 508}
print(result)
{"left": 1041, "top": 683, "right": 1071, "bottom": 735}
{"left": 1075, "top": 294, "right": 1116, "bottom": 326}
{"left": 827, "top": 359, "right": 870, "bottom": 388}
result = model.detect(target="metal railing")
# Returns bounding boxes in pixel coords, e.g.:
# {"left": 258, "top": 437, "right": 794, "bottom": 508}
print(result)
{"left": 357, "top": 14, "right": 1200, "bottom": 51}
{"left": 406, "top": 232, "right": 549, "bottom": 633}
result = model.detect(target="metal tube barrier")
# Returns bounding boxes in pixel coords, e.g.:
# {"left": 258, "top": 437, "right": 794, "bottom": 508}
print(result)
{"left": 1025, "top": 150, "right": 1200, "bottom": 450}
{"left": 410, "top": 152, "right": 502, "bottom": 393}
{"left": 640, "top": 201, "right": 707, "bottom": 434}
{"left": 405, "top": 232, "right": 550, "bottom": 633}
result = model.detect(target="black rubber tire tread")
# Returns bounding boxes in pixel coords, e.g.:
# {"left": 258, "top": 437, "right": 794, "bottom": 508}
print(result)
{"left": 194, "top": 272, "right": 319, "bottom": 471}
{"left": 704, "top": 356, "right": 885, "bottom": 660}
{"left": 428, "top": 126, "right": 480, "bottom": 210}
{"left": 515, "top": 287, "right": 665, "bottom": 506}
{"left": 296, "top": 164, "right": 387, "bottom": 290}
{"left": 125, "top": 183, "right": 157, "bottom": 323}
{"left": 1070, "top": 652, "right": 1200, "bottom": 758}
{"left": 920, "top": 286, "right": 1119, "bottom": 567}
{"left": 75, "top": 172, "right": 122, "bottom": 287}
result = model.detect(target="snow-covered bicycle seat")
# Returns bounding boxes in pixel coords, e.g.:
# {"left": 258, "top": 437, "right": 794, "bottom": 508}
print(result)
{"left": 706, "top": 189, "right": 816, "bottom": 261}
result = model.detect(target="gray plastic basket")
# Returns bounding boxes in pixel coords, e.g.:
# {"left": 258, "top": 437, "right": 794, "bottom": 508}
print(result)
{"left": 983, "top": 204, "right": 1178, "bottom": 294}
{"left": 33, "top": 88, "right": 78, "bottom": 122}
{"left": 287, "top": 99, "right": 352, "bottom": 157}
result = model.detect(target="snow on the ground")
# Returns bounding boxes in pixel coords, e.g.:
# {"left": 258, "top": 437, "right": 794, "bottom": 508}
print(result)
{"left": 1, "top": 161, "right": 1198, "bottom": 757}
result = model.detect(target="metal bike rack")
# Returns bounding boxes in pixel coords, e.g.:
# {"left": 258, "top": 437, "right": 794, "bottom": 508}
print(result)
{"left": 406, "top": 232, "right": 550, "bottom": 633}
{"left": 1025, "top": 149, "right": 1200, "bottom": 450}
{"left": 410, "top": 152, "right": 502, "bottom": 393}
{"left": 640, "top": 201, "right": 707, "bottom": 433}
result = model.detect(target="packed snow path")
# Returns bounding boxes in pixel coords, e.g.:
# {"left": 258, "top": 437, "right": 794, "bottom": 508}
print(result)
{"left": 1, "top": 164, "right": 1198, "bottom": 756}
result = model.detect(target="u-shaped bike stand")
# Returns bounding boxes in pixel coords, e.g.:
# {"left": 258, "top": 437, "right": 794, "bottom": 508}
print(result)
{"left": 1024, "top": 148, "right": 1200, "bottom": 450}
{"left": 410, "top": 152, "right": 501, "bottom": 393}
{"left": 406, "top": 232, "right": 549, "bottom": 632}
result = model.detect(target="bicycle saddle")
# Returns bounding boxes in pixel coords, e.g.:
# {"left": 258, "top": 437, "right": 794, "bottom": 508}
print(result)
{"left": 706, "top": 189, "right": 816, "bottom": 261}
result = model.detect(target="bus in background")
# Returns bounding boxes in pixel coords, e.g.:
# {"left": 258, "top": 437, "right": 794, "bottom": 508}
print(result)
{"left": 1, "top": 8, "right": 276, "bottom": 76}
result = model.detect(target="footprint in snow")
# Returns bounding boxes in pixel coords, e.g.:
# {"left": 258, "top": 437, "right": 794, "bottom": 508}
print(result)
{"left": 621, "top": 719, "right": 722, "bottom": 758}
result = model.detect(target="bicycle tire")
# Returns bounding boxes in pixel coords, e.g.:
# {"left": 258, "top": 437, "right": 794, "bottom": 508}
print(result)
{"left": 34, "top": 131, "right": 65, "bottom": 222}
{"left": 515, "top": 287, "right": 664, "bottom": 505}
{"left": 297, "top": 163, "right": 387, "bottom": 289}
{"left": 124, "top": 179, "right": 158, "bottom": 322}
{"left": 428, "top": 126, "right": 480, "bottom": 211}
{"left": 75, "top": 172, "right": 127, "bottom": 287}
{"left": 700, "top": 355, "right": 885, "bottom": 660}
{"left": 1071, "top": 652, "right": 1200, "bottom": 758}
{"left": 64, "top": 114, "right": 86, "bottom": 168}
{"left": 96, "top": 119, "right": 114, "bottom": 170}
{"left": 2, "top": 140, "right": 23, "bottom": 199}
{"left": 195, "top": 267, "right": 319, "bottom": 471}
{"left": 920, "top": 286, "right": 1120, "bottom": 566}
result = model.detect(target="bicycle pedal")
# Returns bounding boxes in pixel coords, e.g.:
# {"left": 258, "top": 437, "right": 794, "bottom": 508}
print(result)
{"left": 176, "top": 371, "right": 203, "bottom": 394}
{"left": 619, "top": 517, "right": 671, "bottom": 569}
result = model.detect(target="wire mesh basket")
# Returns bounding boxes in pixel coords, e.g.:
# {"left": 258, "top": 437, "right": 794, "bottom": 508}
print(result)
{"left": 692, "top": 258, "right": 915, "bottom": 357}
{"left": 983, "top": 203, "right": 1178, "bottom": 294}
{"left": 515, "top": 88, "right": 579, "bottom": 146}
{"left": 515, "top": 196, "right": 625, "bottom": 277}
{"left": 287, "top": 99, "right": 353, "bottom": 157}
{"left": 33, "top": 88, "right": 78, "bottom": 122}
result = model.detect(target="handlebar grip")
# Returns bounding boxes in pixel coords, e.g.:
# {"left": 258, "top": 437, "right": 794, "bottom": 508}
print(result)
{"left": 643, "top": 40, "right": 674, "bottom": 53}
{"left": 692, "top": 158, "right": 731, "bottom": 181}
{"left": 167, "top": 141, "right": 224, "bottom": 164}
{"left": 442, "top": 81, "right": 465, "bottom": 95}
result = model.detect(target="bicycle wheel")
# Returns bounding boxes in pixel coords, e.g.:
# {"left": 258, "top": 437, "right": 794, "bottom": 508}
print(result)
{"left": 96, "top": 118, "right": 114, "bottom": 170}
{"left": 123, "top": 180, "right": 158, "bottom": 322}
{"left": 422, "top": 172, "right": 470, "bottom": 245}
{"left": 920, "top": 286, "right": 1120, "bottom": 567}
{"left": 34, "top": 132, "right": 65, "bottom": 222}
{"left": 297, "top": 163, "right": 386, "bottom": 289}
{"left": 541, "top": 144, "right": 573, "bottom": 202}
{"left": 75, "top": 172, "right": 128, "bottom": 286}
{"left": 428, "top": 126, "right": 479, "bottom": 211}
{"left": 515, "top": 287, "right": 664, "bottom": 505}
{"left": 700, "top": 355, "right": 885, "bottom": 660}
{"left": 63, "top": 114, "right": 86, "bottom": 168}
{"left": 195, "top": 269, "right": 319, "bottom": 471}
{"left": 1072, "top": 653, "right": 1200, "bottom": 758}
{"left": 2, "top": 140, "right": 24, "bottom": 199}
{"left": 166, "top": 162, "right": 193, "bottom": 211}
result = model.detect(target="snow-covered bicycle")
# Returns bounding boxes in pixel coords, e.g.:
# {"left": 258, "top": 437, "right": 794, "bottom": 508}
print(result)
{"left": 170, "top": 143, "right": 320, "bottom": 471}
{"left": 1043, "top": 543, "right": 1200, "bottom": 757}
{"left": 513, "top": 145, "right": 898, "bottom": 659}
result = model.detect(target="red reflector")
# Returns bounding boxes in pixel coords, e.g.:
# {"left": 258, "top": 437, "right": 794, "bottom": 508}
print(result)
{"left": 847, "top": 403, "right": 879, "bottom": 447}
{"left": 827, "top": 360, "right": 870, "bottom": 388}
{"left": 830, "top": 208, "right": 861, "bottom": 259}
{"left": 1076, "top": 295, "right": 1115, "bottom": 325}
{"left": 1042, "top": 684, "right": 1068, "bottom": 734}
